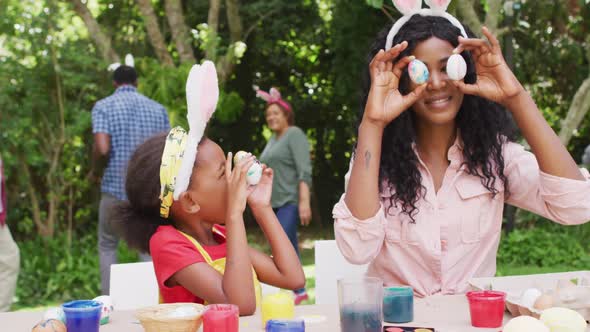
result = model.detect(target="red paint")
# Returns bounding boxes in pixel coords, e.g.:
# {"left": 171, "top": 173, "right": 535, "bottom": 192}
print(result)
{"left": 466, "top": 291, "right": 506, "bottom": 328}
{"left": 203, "top": 304, "right": 239, "bottom": 332}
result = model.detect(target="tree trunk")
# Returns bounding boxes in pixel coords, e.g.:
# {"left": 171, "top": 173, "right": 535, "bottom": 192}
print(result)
{"left": 484, "top": 0, "right": 503, "bottom": 34}
{"left": 225, "top": 0, "right": 243, "bottom": 43}
{"left": 67, "top": 0, "right": 120, "bottom": 63}
{"left": 455, "top": 0, "right": 482, "bottom": 36}
{"left": 206, "top": 0, "right": 221, "bottom": 61}
{"left": 165, "top": 0, "right": 196, "bottom": 64}
{"left": 558, "top": 37, "right": 590, "bottom": 146}
{"left": 135, "top": 0, "right": 174, "bottom": 67}
{"left": 217, "top": 0, "right": 243, "bottom": 83}
{"left": 558, "top": 77, "right": 590, "bottom": 146}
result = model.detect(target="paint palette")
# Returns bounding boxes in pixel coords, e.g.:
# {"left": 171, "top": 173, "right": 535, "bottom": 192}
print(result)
{"left": 383, "top": 327, "right": 435, "bottom": 332}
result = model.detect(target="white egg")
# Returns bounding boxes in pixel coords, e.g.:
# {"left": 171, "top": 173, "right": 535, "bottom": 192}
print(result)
{"left": 43, "top": 307, "right": 65, "bottom": 323}
{"left": 446, "top": 54, "right": 467, "bottom": 81}
{"left": 520, "top": 288, "right": 543, "bottom": 308}
{"left": 93, "top": 295, "right": 114, "bottom": 325}
{"left": 540, "top": 307, "right": 587, "bottom": 332}
{"left": 504, "top": 316, "right": 550, "bottom": 332}
{"left": 408, "top": 59, "right": 429, "bottom": 84}
{"left": 246, "top": 161, "right": 263, "bottom": 186}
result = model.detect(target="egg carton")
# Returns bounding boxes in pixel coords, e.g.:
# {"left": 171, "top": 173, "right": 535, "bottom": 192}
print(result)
{"left": 468, "top": 271, "right": 590, "bottom": 321}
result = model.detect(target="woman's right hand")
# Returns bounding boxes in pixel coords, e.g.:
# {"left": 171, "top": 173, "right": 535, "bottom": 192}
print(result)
{"left": 226, "top": 152, "right": 255, "bottom": 217}
{"left": 363, "top": 41, "right": 427, "bottom": 128}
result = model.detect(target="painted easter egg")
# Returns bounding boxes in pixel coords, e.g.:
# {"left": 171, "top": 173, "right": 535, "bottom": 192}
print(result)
{"left": 446, "top": 54, "right": 467, "bottom": 81}
{"left": 504, "top": 316, "right": 550, "bottom": 332}
{"left": 233, "top": 150, "right": 250, "bottom": 165}
{"left": 31, "top": 319, "right": 67, "bottom": 332}
{"left": 408, "top": 59, "right": 429, "bottom": 85}
{"left": 93, "top": 295, "right": 114, "bottom": 325}
{"left": 540, "top": 307, "right": 587, "bottom": 332}
{"left": 233, "top": 150, "right": 262, "bottom": 185}
{"left": 246, "top": 161, "right": 263, "bottom": 185}
{"left": 42, "top": 307, "right": 65, "bottom": 323}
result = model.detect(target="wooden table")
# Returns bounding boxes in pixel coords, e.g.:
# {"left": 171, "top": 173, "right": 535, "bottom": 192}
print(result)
{"left": 3, "top": 295, "right": 589, "bottom": 331}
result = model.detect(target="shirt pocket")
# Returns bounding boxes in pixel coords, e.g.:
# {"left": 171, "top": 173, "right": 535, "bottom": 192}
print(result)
{"left": 455, "top": 176, "right": 504, "bottom": 244}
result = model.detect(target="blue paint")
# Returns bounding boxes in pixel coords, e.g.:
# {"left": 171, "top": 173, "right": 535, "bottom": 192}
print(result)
{"left": 266, "top": 319, "right": 305, "bottom": 332}
{"left": 62, "top": 300, "right": 102, "bottom": 332}
{"left": 339, "top": 305, "right": 382, "bottom": 332}
{"left": 383, "top": 286, "right": 414, "bottom": 323}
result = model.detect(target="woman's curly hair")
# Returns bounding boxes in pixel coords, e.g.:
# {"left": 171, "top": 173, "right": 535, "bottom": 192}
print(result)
{"left": 358, "top": 15, "right": 517, "bottom": 221}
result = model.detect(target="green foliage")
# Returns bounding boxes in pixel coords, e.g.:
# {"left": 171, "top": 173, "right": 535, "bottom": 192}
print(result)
{"left": 14, "top": 232, "right": 139, "bottom": 309}
{"left": 497, "top": 227, "right": 590, "bottom": 269}
{"left": 365, "top": 0, "right": 384, "bottom": 9}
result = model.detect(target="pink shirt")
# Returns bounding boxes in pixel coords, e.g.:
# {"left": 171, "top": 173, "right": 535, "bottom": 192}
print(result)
{"left": 333, "top": 140, "right": 590, "bottom": 297}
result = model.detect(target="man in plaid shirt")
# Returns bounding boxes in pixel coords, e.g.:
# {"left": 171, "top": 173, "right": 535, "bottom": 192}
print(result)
{"left": 92, "top": 65, "right": 170, "bottom": 295}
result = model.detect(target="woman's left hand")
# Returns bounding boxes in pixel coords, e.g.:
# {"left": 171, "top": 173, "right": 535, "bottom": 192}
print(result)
{"left": 247, "top": 164, "right": 273, "bottom": 209}
{"left": 452, "top": 27, "right": 524, "bottom": 106}
{"left": 299, "top": 202, "right": 311, "bottom": 226}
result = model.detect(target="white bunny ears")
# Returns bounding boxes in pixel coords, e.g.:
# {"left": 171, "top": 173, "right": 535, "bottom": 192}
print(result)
{"left": 108, "top": 54, "right": 135, "bottom": 71}
{"left": 172, "top": 61, "right": 219, "bottom": 199}
{"left": 385, "top": 0, "right": 468, "bottom": 50}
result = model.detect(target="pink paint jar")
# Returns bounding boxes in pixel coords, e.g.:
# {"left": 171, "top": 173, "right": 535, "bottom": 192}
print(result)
{"left": 466, "top": 290, "right": 506, "bottom": 328}
{"left": 203, "top": 304, "right": 239, "bottom": 332}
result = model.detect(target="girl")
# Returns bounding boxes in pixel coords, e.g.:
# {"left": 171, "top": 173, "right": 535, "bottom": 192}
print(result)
{"left": 116, "top": 61, "right": 305, "bottom": 315}
{"left": 257, "top": 87, "right": 312, "bottom": 304}
{"left": 333, "top": 0, "right": 590, "bottom": 298}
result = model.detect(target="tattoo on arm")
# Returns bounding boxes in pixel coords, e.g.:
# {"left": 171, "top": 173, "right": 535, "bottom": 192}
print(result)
{"left": 364, "top": 150, "right": 371, "bottom": 170}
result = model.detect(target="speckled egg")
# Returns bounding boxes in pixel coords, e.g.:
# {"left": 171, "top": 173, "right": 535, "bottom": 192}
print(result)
{"left": 233, "top": 150, "right": 262, "bottom": 185}
{"left": 408, "top": 59, "right": 429, "bottom": 85}
{"left": 446, "top": 54, "right": 467, "bottom": 81}
{"left": 31, "top": 319, "right": 67, "bottom": 332}
{"left": 92, "top": 295, "right": 114, "bottom": 325}
{"left": 42, "top": 307, "right": 65, "bottom": 323}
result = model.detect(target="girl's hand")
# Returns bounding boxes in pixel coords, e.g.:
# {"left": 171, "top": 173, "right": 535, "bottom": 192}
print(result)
{"left": 247, "top": 164, "right": 273, "bottom": 210}
{"left": 226, "top": 152, "right": 255, "bottom": 217}
{"left": 363, "top": 41, "right": 427, "bottom": 128}
{"left": 452, "top": 27, "right": 524, "bottom": 106}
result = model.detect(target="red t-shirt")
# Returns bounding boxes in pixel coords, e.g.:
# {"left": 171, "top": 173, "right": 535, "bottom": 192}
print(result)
{"left": 149, "top": 225, "right": 227, "bottom": 304}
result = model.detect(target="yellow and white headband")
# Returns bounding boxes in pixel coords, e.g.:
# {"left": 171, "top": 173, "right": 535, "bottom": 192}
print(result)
{"left": 159, "top": 61, "right": 219, "bottom": 218}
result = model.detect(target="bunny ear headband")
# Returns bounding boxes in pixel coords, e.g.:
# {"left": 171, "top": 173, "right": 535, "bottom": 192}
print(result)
{"left": 108, "top": 54, "right": 135, "bottom": 71}
{"left": 385, "top": 0, "right": 468, "bottom": 50}
{"left": 159, "top": 61, "right": 219, "bottom": 218}
{"left": 256, "top": 87, "right": 292, "bottom": 113}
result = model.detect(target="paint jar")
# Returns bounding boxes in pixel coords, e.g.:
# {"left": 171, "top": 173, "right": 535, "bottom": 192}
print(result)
{"left": 383, "top": 286, "right": 414, "bottom": 323}
{"left": 338, "top": 277, "right": 383, "bottom": 332}
{"left": 265, "top": 319, "right": 305, "bottom": 332}
{"left": 261, "top": 292, "right": 295, "bottom": 326}
{"left": 466, "top": 290, "right": 506, "bottom": 328}
{"left": 203, "top": 304, "right": 239, "bottom": 332}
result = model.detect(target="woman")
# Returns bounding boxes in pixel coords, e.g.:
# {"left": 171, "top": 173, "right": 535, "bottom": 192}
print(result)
{"left": 257, "top": 87, "right": 312, "bottom": 304}
{"left": 333, "top": 0, "right": 590, "bottom": 297}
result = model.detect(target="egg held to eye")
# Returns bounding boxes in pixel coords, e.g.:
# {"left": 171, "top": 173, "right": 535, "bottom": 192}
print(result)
{"left": 408, "top": 59, "right": 429, "bottom": 85}
{"left": 446, "top": 54, "right": 467, "bottom": 81}
{"left": 233, "top": 150, "right": 262, "bottom": 185}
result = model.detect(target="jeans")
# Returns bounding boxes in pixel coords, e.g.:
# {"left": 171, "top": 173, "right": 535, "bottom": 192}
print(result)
{"left": 98, "top": 193, "right": 151, "bottom": 295}
{"left": 274, "top": 204, "right": 305, "bottom": 294}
